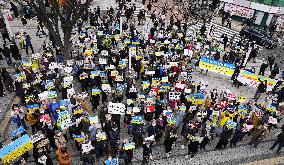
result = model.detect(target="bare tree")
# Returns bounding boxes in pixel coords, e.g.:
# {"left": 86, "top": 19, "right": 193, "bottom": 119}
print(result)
{"left": 22, "top": 0, "right": 90, "bottom": 58}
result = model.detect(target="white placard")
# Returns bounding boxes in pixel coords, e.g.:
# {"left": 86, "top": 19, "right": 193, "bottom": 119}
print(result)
{"left": 82, "top": 141, "right": 94, "bottom": 153}
{"left": 48, "top": 62, "right": 58, "bottom": 70}
{"left": 145, "top": 71, "right": 155, "bottom": 75}
{"left": 99, "top": 58, "right": 107, "bottom": 65}
{"left": 108, "top": 102, "right": 126, "bottom": 114}
{"left": 169, "top": 92, "right": 181, "bottom": 100}
{"left": 102, "top": 84, "right": 111, "bottom": 92}
{"left": 101, "top": 50, "right": 109, "bottom": 56}
{"left": 64, "top": 67, "right": 73, "bottom": 74}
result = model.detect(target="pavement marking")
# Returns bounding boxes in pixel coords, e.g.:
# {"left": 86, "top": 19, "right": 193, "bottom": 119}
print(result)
{"left": 239, "top": 156, "right": 284, "bottom": 165}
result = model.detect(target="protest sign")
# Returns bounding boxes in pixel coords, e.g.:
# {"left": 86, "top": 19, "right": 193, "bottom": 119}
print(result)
{"left": 186, "top": 93, "right": 205, "bottom": 104}
{"left": 102, "top": 84, "right": 111, "bottom": 92}
{"left": 199, "top": 57, "right": 235, "bottom": 76}
{"left": 145, "top": 105, "right": 155, "bottom": 112}
{"left": 47, "top": 91, "right": 57, "bottom": 98}
{"left": 27, "top": 104, "right": 39, "bottom": 112}
{"left": 73, "top": 134, "right": 85, "bottom": 142}
{"left": 60, "top": 99, "right": 70, "bottom": 110}
{"left": 39, "top": 114, "right": 51, "bottom": 123}
{"left": 82, "top": 141, "right": 94, "bottom": 153}
{"left": 123, "top": 142, "right": 135, "bottom": 150}
{"left": 0, "top": 134, "right": 33, "bottom": 164}
{"left": 169, "top": 92, "right": 181, "bottom": 100}
{"left": 131, "top": 116, "right": 143, "bottom": 124}
{"left": 133, "top": 107, "right": 140, "bottom": 113}
{"left": 11, "top": 126, "right": 25, "bottom": 137}
{"left": 179, "top": 106, "right": 187, "bottom": 111}
{"left": 92, "top": 88, "right": 101, "bottom": 95}
{"left": 99, "top": 58, "right": 107, "bottom": 65}
{"left": 96, "top": 132, "right": 107, "bottom": 141}
{"left": 89, "top": 116, "right": 98, "bottom": 125}
{"left": 74, "top": 105, "right": 84, "bottom": 115}
{"left": 57, "top": 111, "right": 72, "bottom": 130}
{"left": 45, "top": 80, "right": 55, "bottom": 90}
{"left": 108, "top": 102, "right": 126, "bottom": 114}
{"left": 237, "top": 70, "right": 277, "bottom": 91}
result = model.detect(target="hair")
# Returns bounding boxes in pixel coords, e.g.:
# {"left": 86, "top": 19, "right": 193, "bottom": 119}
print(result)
{"left": 61, "top": 147, "right": 67, "bottom": 153}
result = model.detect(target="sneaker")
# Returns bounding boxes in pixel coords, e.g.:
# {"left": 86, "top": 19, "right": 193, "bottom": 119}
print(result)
{"left": 185, "top": 155, "right": 189, "bottom": 159}
{"left": 166, "top": 153, "right": 169, "bottom": 158}
{"left": 189, "top": 158, "right": 193, "bottom": 161}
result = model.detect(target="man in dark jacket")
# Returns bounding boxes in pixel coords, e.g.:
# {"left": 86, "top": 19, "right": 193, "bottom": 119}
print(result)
{"left": 270, "top": 130, "right": 284, "bottom": 153}
{"left": 254, "top": 79, "right": 267, "bottom": 101}
{"left": 2, "top": 46, "right": 12, "bottom": 65}
{"left": 259, "top": 62, "right": 268, "bottom": 76}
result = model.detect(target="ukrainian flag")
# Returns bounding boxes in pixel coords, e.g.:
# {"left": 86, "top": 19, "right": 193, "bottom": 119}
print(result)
{"left": 123, "top": 142, "right": 135, "bottom": 150}
{"left": 131, "top": 116, "right": 143, "bottom": 124}
{"left": 161, "top": 84, "right": 170, "bottom": 89}
{"left": 92, "top": 89, "right": 101, "bottom": 95}
{"left": 167, "top": 116, "right": 176, "bottom": 125}
{"left": 142, "top": 81, "right": 150, "bottom": 87}
{"left": 73, "top": 134, "right": 85, "bottom": 142}
{"left": 179, "top": 106, "right": 186, "bottom": 111}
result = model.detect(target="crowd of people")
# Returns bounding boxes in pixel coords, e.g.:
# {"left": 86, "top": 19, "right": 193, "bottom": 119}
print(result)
{"left": 0, "top": 0, "right": 284, "bottom": 165}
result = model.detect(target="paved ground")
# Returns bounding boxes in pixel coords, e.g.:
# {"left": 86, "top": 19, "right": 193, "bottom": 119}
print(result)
{"left": 0, "top": 0, "right": 283, "bottom": 164}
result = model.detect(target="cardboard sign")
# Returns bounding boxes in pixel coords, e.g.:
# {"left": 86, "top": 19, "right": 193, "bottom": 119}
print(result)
{"left": 47, "top": 91, "right": 57, "bottom": 98}
{"left": 45, "top": 80, "right": 55, "bottom": 90}
{"left": 101, "top": 50, "right": 108, "bottom": 56}
{"left": 115, "top": 75, "right": 124, "bottom": 81}
{"left": 189, "top": 105, "right": 197, "bottom": 111}
{"left": 60, "top": 99, "right": 70, "bottom": 110}
{"left": 220, "top": 100, "right": 229, "bottom": 108}
{"left": 82, "top": 141, "right": 94, "bottom": 153}
{"left": 89, "top": 116, "right": 98, "bottom": 125}
{"left": 186, "top": 93, "right": 205, "bottom": 105}
{"left": 108, "top": 102, "right": 126, "bottom": 114}
{"left": 57, "top": 111, "right": 72, "bottom": 130}
{"left": 64, "top": 67, "right": 73, "bottom": 74}
{"left": 27, "top": 104, "right": 39, "bottom": 112}
{"left": 117, "top": 83, "right": 127, "bottom": 91}
{"left": 145, "top": 105, "right": 155, "bottom": 112}
{"left": 169, "top": 92, "right": 181, "bottom": 100}
{"left": 96, "top": 132, "right": 107, "bottom": 141}
{"left": 133, "top": 107, "right": 140, "bottom": 113}
{"left": 237, "top": 96, "right": 246, "bottom": 103}
{"left": 161, "top": 76, "right": 168, "bottom": 83}
{"left": 0, "top": 134, "right": 33, "bottom": 164}
{"left": 73, "top": 134, "right": 85, "bottom": 142}
{"left": 92, "top": 88, "right": 101, "bottom": 95}
{"left": 111, "top": 71, "right": 119, "bottom": 77}
{"left": 145, "top": 71, "right": 155, "bottom": 75}
{"left": 123, "top": 142, "right": 135, "bottom": 150}
{"left": 227, "top": 92, "right": 236, "bottom": 100}
{"left": 99, "top": 58, "right": 107, "bottom": 65}
{"left": 131, "top": 116, "right": 143, "bottom": 124}
{"left": 31, "top": 133, "right": 45, "bottom": 143}
{"left": 39, "top": 114, "right": 51, "bottom": 123}
{"left": 102, "top": 84, "right": 111, "bottom": 92}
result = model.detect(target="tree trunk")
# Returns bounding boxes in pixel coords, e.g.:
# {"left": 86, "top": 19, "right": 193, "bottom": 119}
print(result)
{"left": 62, "top": 27, "right": 72, "bottom": 60}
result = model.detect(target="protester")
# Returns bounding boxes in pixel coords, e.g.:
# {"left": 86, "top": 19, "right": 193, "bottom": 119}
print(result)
{"left": 0, "top": 1, "right": 283, "bottom": 165}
